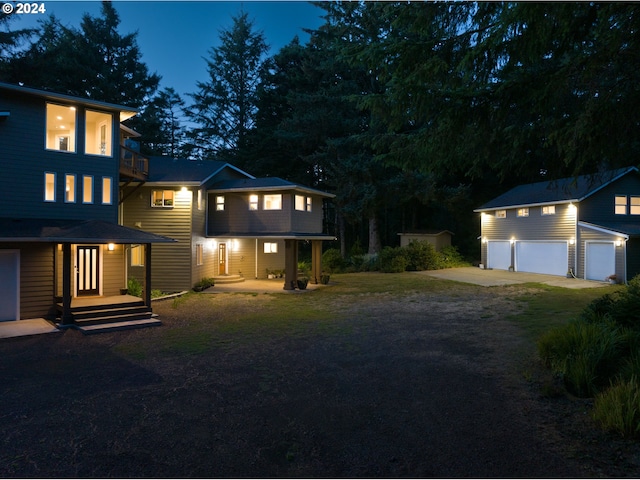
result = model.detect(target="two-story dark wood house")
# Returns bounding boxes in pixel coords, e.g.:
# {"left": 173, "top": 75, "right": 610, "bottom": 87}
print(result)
{"left": 120, "top": 156, "right": 335, "bottom": 292}
{"left": 0, "top": 82, "right": 173, "bottom": 331}
{"left": 475, "top": 167, "right": 640, "bottom": 283}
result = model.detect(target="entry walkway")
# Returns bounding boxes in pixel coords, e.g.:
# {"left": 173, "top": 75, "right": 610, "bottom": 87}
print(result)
{"left": 418, "top": 267, "right": 612, "bottom": 289}
{"left": 0, "top": 318, "right": 59, "bottom": 339}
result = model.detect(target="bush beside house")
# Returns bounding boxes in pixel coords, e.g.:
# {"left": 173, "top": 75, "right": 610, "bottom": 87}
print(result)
{"left": 538, "top": 276, "right": 640, "bottom": 438}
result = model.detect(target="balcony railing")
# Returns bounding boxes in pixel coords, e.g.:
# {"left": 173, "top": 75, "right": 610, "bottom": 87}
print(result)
{"left": 120, "top": 144, "right": 148, "bottom": 181}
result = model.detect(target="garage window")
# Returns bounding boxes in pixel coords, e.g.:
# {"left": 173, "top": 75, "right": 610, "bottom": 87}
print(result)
{"left": 495, "top": 210, "right": 506, "bottom": 218}
{"left": 541, "top": 205, "right": 556, "bottom": 215}
{"left": 517, "top": 208, "right": 529, "bottom": 217}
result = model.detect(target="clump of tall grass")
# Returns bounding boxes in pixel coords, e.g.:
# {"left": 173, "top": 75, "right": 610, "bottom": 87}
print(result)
{"left": 592, "top": 377, "right": 640, "bottom": 439}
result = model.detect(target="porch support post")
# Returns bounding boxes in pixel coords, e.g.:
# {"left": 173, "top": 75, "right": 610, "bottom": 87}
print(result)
{"left": 61, "top": 243, "right": 73, "bottom": 325}
{"left": 283, "top": 239, "right": 298, "bottom": 290}
{"left": 311, "top": 240, "right": 322, "bottom": 284}
{"left": 144, "top": 243, "right": 152, "bottom": 308}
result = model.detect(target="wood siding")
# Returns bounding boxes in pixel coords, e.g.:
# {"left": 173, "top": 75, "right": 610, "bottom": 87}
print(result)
{"left": 480, "top": 204, "right": 576, "bottom": 268}
{"left": 102, "top": 244, "right": 125, "bottom": 296}
{"left": 122, "top": 185, "right": 193, "bottom": 292}
{"left": 580, "top": 174, "right": 640, "bottom": 224}
{"left": 215, "top": 238, "right": 285, "bottom": 279}
{"left": 208, "top": 192, "right": 324, "bottom": 235}
{"left": 0, "top": 91, "right": 119, "bottom": 223}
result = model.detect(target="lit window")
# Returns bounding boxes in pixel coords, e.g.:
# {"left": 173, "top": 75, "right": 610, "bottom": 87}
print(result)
{"left": 264, "top": 194, "right": 282, "bottom": 210}
{"left": 631, "top": 197, "right": 640, "bottom": 215}
{"left": 196, "top": 244, "right": 204, "bottom": 265}
{"left": 517, "top": 208, "right": 529, "bottom": 217}
{"left": 249, "top": 194, "right": 259, "bottom": 210}
{"left": 615, "top": 195, "right": 627, "bottom": 215}
{"left": 198, "top": 189, "right": 204, "bottom": 211}
{"left": 131, "top": 245, "right": 144, "bottom": 266}
{"left": 83, "top": 175, "right": 93, "bottom": 204}
{"left": 85, "top": 110, "right": 112, "bottom": 156}
{"left": 495, "top": 210, "right": 506, "bottom": 218}
{"left": 152, "top": 190, "right": 174, "bottom": 207}
{"left": 46, "top": 103, "right": 76, "bottom": 152}
{"left": 65, "top": 174, "right": 75, "bottom": 203}
{"left": 216, "top": 195, "right": 225, "bottom": 211}
{"left": 44, "top": 172, "right": 56, "bottom": 202}
{"left": 295, "top": 195, "right": 312, "bottom": 212}
{"left": 541, "top": 205, "right": 556, "bottom": 215}
{"left": 264, "top": 242, "right": 278, "bottom": 253}
{"left": 102, "top": 177, "right": 112, "bottom": 205}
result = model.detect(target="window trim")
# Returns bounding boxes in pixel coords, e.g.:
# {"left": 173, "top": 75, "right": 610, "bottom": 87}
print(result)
{"left": 151, "top": 190, "right": 175, "bottom": 208}
{"left": 102, "top": 177, "right": 112, "bottom": 205}
{"left": 65, "top": 173, "right": 76, "bottom": 203}
{"left": 44, "top": 172, "right": 56, "bottom": 202}
{"left": 541, "top": 205, "right": 556, "bottom": 215}
{"left": 82, "top": 175, "right": 94, "bottom": 204}
{"left": 215, "top": 195, "right": 225, "bottom": 211}
{"left": 45, "top": 103, "right": 77, "bottom": 153}
{"left": 263, "top": 194, "right": 282, "bottom": 211}
{"left": 615, "top": 195, "right": 628, "bottom": 215}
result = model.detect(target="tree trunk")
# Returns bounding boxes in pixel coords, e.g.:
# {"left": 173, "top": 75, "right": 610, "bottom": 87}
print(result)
{"left": 368, "top": 215, "right": 381, "bottom": 255}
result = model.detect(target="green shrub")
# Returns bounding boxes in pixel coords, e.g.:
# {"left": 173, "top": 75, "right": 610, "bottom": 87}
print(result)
{"left": 438, "top": 245, "right": 468, "bottom": 268}
{"left": 403, "top": 241, "right": 439, "bottom": 271}
{"left": 193, "top": 277, "right": 215, "bottom": 291}
{"left": 592, "top": 378, "right": 640, "bottom": 438}
{"left": 322, "top": 248, "right": 346, "bottom": 273}
{"left": 537, "top": 320, "right": 625, "bottom": 397}
{"left": 378, "top": 246, "right": 408, "bottom": 273}
{"left": 127, "top": 277, "right": 142, "bottom": 297}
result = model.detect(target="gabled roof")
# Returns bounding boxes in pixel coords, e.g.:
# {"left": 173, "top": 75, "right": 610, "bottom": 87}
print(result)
{"left": 210, "top": 177, "right": 336, "bottom": 198}
{"left": 145, "top": 156, "right": 254, "bottom": 186}
{"left": 475, "top": 166, "right": 639, "bottom": 212}
{"left": 0, "top": 218, "right": 175, "bottom": 244}
{"left": 0, "top": 81, "right": 137, "bottom": 122}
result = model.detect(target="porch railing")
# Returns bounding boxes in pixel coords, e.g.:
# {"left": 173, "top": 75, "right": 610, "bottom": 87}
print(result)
{"left": 120, "top": 144, "right": 149, "bottom": 181}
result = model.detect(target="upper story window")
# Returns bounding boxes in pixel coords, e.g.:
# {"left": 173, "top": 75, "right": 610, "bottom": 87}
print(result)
{"left": 541, "top": 205, "right": 556, "bottom": 215}
{"left": 82, "top": 175, "right": 93, "bottom": 204}
{"left": 264, "top": 194, "right": 282, "bottom": 210}
{"left": 65, "top": 174, "right": 76, "bottom": 203}
{"left": 631, "top": 196, "right": 640, "bottom": 215}
{"left": 85, "top": 110, "right": 112, "bottom": 156}
{"left": 46, "top": 103, "right": 76, "bottom": 152}
{"left": 152, "top": 190, "right": 174, "bottom": 207}
{"left": 249, "top": 194, "right": 259, "bottom": 210}
{"left": 495, "top": 210, "right": 506, "bottom": 218}
{"left": 295, "top": 195, "right": 312, "bottom": 212}
{"left": 102, "top": 177, "right": 112, "bottom": 205}
{"left": 615, "top": 195, "right": 627, "bottom": 215}
{"left": 44, "top": 172, "right": 56, "bottom": 202}
{"left": 517, "top": 208, "right": 529, "bottom": 217}
{"left": 216, "top": 195, "right": 225, "bottom": 211}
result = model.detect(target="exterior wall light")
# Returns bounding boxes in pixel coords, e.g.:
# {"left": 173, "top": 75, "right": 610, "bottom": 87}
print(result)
{"left": 108, "top": 243, "right": 115, "bottom": 251}
{"left": 616, "top": 239, "right": 623, "bottom": 247}
{"left": 569, "top": 238, "right": 575, "bottom": 245}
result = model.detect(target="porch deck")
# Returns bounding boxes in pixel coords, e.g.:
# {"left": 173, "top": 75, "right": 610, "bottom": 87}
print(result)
{"left": 59, "top": 294, "right": 144, "bottom": 309}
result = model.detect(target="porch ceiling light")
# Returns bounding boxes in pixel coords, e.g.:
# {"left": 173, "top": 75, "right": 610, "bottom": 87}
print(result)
{"left": 108, "top": 243, "right": 115, "bottom": 251}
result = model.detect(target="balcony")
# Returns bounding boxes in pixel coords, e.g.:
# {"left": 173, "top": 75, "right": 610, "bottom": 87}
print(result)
{"left": 120, "top": 144, "right": 148, "bottom": 181}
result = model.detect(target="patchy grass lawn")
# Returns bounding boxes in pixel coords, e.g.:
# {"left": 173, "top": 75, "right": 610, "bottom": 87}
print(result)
{"left": 1, "top": 272, "right": 637, "bottom": 478}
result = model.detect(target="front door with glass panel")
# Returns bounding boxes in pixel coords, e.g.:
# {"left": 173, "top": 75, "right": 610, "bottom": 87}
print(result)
{"left": 77, "top": 246, "right": 100, "bottom": 296}
{"left": 218, "top": 243, "right": 226, "bottom": 275}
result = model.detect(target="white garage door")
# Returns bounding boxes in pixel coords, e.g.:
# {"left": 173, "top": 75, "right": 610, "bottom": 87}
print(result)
{"left": 515, "top": 241, "right": 568, "bottom": 276}
{"left": 585, "top": 242, "right": 615, "bottom": 281}
{"left": 0, "top": 250, "right": 19, "bottom": 321}
{"left": 487, "top": 241, "right": 511, "bottom": 270}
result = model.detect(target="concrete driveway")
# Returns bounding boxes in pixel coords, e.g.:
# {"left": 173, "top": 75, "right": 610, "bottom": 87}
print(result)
{"left": 418, "top": 267, "right": 612, "bottom": 289}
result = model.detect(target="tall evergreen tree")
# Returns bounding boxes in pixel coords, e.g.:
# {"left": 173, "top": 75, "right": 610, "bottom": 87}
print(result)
{"left": 185, "top": 11, "right": 269, "bottom": 164}
{"left": 3, "top": 1, "right": 159, "bottom": 108}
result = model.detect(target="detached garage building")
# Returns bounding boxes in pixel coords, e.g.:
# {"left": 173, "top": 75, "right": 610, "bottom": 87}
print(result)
{"left": 475, "top": 167, "right": 640, "bottom": 283}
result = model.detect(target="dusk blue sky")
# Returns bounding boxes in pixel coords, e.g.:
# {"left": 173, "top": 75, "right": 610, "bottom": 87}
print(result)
{"left": 8, "top": 1, "right": 326, "bottom": 98}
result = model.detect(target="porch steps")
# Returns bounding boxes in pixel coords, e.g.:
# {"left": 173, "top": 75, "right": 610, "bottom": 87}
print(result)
{"left": 56, "top": 298, "right": 161, "bottom": 334}
{"left": 213, "top": 274, "right": 245, "bottom": 284}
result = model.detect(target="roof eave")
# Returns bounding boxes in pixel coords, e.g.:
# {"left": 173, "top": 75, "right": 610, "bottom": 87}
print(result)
{"left": 474, "top": 199, "right": 578, "bottom": 213}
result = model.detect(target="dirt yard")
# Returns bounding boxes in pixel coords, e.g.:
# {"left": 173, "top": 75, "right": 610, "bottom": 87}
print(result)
{"left": 1, "top": 273, "right": 639, "bottom": 478}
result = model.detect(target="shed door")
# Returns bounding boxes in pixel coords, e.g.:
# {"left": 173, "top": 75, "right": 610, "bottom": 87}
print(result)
{"left": 585, "top": 242, "right": 616, "bottom": 281}
{"left": 0, "top": 250, "right": 19, "bottom": 321}
{"left": 487, "top": 241, "right": 511, "bottom": 271}
{"left": 515, "top": 241, "right": 568, "bottom": 276}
